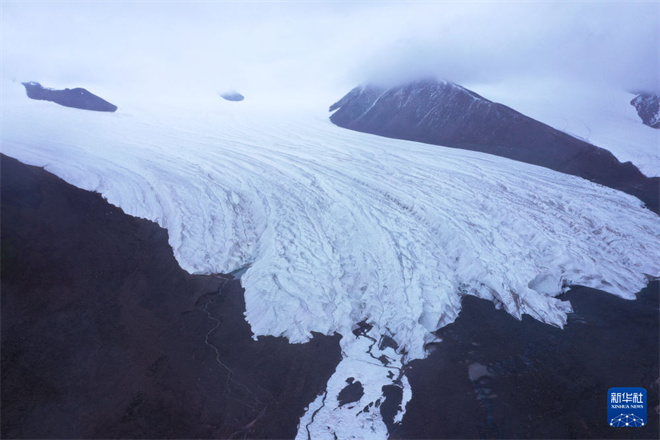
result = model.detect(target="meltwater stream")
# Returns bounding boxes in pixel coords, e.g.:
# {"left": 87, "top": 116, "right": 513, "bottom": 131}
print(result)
{"left": 3, "top": 84, "right": 659, "bottom": 438}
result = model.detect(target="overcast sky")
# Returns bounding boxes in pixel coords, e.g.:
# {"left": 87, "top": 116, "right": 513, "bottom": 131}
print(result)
{"left": 2, "top": 1, "right": 658, "bottom": 105}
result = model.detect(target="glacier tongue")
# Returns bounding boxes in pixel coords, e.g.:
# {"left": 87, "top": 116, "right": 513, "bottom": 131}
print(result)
{"left": 296, "top": 327, "right": 408, "bottom": 440}
{"left": 2, "top": 81, "right": 660, "bottom": 437}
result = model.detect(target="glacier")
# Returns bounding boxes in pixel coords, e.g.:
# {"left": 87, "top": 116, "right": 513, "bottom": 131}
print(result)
{"left": 2, "top": 80, "right": 660, "bottom": 438}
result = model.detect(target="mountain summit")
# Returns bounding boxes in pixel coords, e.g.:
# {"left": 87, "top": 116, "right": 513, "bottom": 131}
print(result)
{"left": 330, "top": 79, "right": 658, "bottom": 212}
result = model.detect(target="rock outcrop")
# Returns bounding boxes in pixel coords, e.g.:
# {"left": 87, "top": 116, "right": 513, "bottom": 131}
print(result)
{"left": 220, "top": 91, "right": 245, "bottom": 102}
{"left": 22, "top": 81, "right": 118, "bottom": 112}
{"left": 631, "top": 93, "right": 660, "bottom": 128}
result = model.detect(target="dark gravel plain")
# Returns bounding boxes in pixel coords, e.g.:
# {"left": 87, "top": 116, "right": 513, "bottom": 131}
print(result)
{"left": 1, "top": 154, "right": 341, "bottom": 439}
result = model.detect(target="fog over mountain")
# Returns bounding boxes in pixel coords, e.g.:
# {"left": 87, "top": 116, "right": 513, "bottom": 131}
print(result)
{"left": 2, "top": 1, "right": 658, "bottom": 104}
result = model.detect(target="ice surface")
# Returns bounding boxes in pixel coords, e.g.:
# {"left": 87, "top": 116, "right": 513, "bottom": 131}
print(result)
{"left": 296, "top": 328, "right": 406, "bottom": 439}
{"left": 2, "top": 79, "right": 659, "bottom": 437}
{"left": 467, "top": 78, "right": 660, "bottom": 177}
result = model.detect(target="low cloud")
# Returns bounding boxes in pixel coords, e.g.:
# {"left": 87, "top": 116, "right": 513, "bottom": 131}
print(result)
{"left": 346, "top": 2, "right": 659, "bottom": 93}
{"left": 2, "top": 1, "right": 657, "bottom": 105}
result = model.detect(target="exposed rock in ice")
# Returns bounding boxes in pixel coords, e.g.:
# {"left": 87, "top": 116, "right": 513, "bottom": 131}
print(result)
{"left": 220, "top": 90, "right": 245, "bottom": 102}
{"left": 631, "top": 93, "right": 660, "bottom": 129}
{"left": 22, "top": 81, "right": 118, "bottom": 112}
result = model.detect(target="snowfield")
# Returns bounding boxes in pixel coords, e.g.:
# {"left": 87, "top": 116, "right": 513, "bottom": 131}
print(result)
{"left": 2, "top": 81, "right": 659, "bottom": 438}
{"left": 467, "top": 79, "right": 660, "bottom": 177}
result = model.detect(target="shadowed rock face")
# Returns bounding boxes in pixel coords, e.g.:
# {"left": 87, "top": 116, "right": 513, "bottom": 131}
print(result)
{"left": 330, "top": 79, "right": 659, "bottom": 213}
{"left": 390, "top": 282, "right": 659, "bottom": 439}
{"left": 631, "top": 93, "right": 660, "bottom": 128}
{"left": 1, "top": 154, "right": 341, "bottom": 439}
{"left": 220, "top": 91, "right": 245, "bottom": 102}
{"left": 22, "top": 81, "right": 118, "bottom": 112}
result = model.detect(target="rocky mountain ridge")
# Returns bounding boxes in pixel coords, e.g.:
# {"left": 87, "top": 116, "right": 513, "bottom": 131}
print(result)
{"left": 22, "top": 81, "right": 118, "bottom": 112}
{"left": 330, "top": 79, "right": 659, "bottom": 212}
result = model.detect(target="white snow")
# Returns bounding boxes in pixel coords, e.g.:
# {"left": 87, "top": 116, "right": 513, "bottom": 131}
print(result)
{"left": 295, "top": 328, "right": 406, "bottom": 440}
{"left": 466, "top": 78, "right": 660, "bottom": 177}
{"left": 2, "top": 79, "right": 660, "bottom": 438}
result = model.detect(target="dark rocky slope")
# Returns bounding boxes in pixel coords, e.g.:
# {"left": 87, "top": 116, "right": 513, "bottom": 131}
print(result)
{"left": 330, "top": 79, "right": 659, "bottom": 213}
{"left": 631, "top": 93, "right": 660, "bottom": 128}
{"left": 22, "top": 81, "right": 118, "bottom": 112}
{"left": 392, "top": 282, "right": 659, "bottom": 439}
{"left": 1, "top": 154, "right": 341, "bottom": 438}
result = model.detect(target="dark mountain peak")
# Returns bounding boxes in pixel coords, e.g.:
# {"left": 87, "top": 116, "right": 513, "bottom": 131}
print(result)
{"left": 630, "top": 93, "right": 660, "bottom": 128}
{"left": 220, "top": 91, "right": 245, "bottom": 102}
{"left": 22, "top": 81, "right": 117, "bottom": 112}
{"left": 329, "top": 79, "right": 659, "bottom": 213}
{"left": 388, "top": 78, "right": 489, "bottom": 101}
{"left": 330, "top": 79, "right": 490, "bottom": 115}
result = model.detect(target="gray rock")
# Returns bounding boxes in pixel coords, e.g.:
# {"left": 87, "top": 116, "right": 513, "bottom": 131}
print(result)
{"left": 220, "top": 91, "right": 245, "bottom": 102}
{"left": 631, "top": 93, "right": 660, "bottom": 128}
{"left": 22, "top": 81, "right": 117, "bottom": 112}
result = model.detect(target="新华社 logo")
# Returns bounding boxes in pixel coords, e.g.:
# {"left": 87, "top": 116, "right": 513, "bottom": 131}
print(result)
{"left": 607, "top": 387, "right": 646, "bottom": 427}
